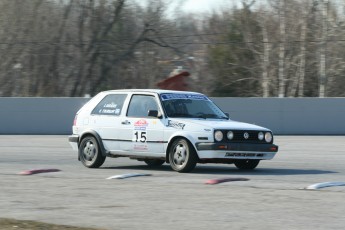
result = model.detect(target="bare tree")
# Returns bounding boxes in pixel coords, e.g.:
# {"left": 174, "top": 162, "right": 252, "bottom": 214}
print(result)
{"left": 1, "top": 0, "right": 345, "bottom": 97}
{"left": 287, "top": 1, "right": 312, "bottom": 97}
{"left": 319, "top": 0, "right": 328, "bottom": 97}
{"left": 278, "top": 0, "right": 286, "bottom": 97}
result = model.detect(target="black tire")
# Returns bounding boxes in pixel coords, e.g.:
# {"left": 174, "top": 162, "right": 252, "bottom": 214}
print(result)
{"left": 144, "top": 159, "right": 165, "bottom": 167}
{"left": 79, "top": 136, "right": 106, "bottom": 168}
{"left": 234, "top": 159, "right": 260, "bottom": 170}
{"left": 169, "top": 138, "right": 197, "bottom": 173}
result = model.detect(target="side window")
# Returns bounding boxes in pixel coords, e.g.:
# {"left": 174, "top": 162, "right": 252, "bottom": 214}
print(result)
{"left": 127, "top": 95, "right": 158, "bottom": 117}
{"left": 91, "top": 94, "right": 127, "bottom": 116}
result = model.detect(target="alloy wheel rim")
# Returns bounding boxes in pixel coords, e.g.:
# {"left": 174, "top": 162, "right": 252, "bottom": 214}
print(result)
{"left": 83, "top": 141, "right": 96, "bottom": 162}
{"left": 173, "top": 143, "right": 187, "bottom": 167}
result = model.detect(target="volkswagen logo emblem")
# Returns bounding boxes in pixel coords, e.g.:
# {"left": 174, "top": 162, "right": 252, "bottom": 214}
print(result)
{"left": 244, "top": 132, "right": 249, "bottom": 139}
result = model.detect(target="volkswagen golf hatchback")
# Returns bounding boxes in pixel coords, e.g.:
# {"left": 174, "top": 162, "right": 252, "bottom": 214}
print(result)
{"left": 69, "top": 89, "right": 278, "bottom": 172}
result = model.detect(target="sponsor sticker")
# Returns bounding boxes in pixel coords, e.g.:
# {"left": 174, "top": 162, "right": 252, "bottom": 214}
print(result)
{"left": 134, "top": 144, "right": 148, "bottom": 151}
{"left": 168, "top": 120, "right": 185, "bottom": 130}
{"left": 134, "top": 119, "right": 149, "bottom": 131}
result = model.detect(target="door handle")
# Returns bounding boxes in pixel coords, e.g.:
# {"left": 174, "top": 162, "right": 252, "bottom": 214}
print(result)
{"left": 121, "top": 120, "right": 131, "bottom": 125}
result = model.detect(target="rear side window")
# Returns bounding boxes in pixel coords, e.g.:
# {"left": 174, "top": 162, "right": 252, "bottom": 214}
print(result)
{"left": 91, "top": 94, "right": 127, "bottom": 116}
{"left": 127, "top": 95, "right": 158, "bottom": 117}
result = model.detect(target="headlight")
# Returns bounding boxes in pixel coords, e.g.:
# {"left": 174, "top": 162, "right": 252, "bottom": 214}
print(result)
{"left": 214, "top": 131, "right": 223, "bottom": 142}
{"left": 227, "top": 131, "right": 234, "bottom": 140}
{"left": 258, "top": 132, "right": 264, "bottom": 141}
{"left": 265, "top": 132, "right": 273, "bottom": 143}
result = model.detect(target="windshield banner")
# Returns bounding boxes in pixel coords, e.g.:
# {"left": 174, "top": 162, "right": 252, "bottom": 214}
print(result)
{"left": 160, "top": 93, "right": 208, "bottom": 101}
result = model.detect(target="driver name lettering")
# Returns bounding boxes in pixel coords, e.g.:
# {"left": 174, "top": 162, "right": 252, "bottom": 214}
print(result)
{"left": 103, "top": 102, "right": 117, "bottom": 108}
{"left": 99, "top": 109, "right": 116, "bottom": 114}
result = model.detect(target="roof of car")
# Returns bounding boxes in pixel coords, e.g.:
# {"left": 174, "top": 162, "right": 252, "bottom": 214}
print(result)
{"left": 103, "top": 89, "right": 204, "bottom": 95}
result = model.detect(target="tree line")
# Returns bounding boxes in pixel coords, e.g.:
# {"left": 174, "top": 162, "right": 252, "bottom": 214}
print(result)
{"left": 0, "top": 0, "right": 344, "bottom": 97}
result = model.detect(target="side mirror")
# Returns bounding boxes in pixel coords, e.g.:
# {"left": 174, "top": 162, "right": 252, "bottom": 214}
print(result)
{"left": 225, "top": 112, "right": 230, "bottom": 120}
{"left": 148, "top": 110, "right": 162, "bottom": 118}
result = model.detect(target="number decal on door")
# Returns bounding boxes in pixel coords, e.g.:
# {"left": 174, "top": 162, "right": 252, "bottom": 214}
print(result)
{"left": 134, "top": 131, "right": 147, "bottom": 143}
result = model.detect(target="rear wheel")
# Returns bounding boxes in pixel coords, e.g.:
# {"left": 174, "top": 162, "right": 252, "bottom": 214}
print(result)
{"left": 144, "top": 159, "right": 165, "bottom": 167}
{"left": 79, "top": 136, "right": 106, "bottom": 168}
{"left": 234, "top": 159, "right": 260, "bottom": 170}
{"left": 169, "top": 138, "right": 197, "bottom": 173}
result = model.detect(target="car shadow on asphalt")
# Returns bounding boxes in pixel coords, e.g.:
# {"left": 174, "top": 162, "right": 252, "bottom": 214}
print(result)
{"left": 100, "top": 164, "right": 337, "bottom": 176}
{"left": 194, "top": 166, "right": 337, "bottom": 176}
{"left": 101, "top": 164, "right": 172, "bottom": 172}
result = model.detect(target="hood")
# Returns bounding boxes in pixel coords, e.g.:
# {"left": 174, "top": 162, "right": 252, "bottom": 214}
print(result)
{"left": 171, "top": 118, "right": 270, "bottom": 131}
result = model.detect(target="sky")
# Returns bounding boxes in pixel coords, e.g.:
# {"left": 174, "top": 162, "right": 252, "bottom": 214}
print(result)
{"left": 180, "top": 0, "right": 230, "bottom": 13}
{"left": 135, "top": 0, "right": 235, "bottom": 16}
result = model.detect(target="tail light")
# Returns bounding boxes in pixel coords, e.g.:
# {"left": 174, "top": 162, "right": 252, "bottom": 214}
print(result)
{"left": 73, "top": 115, "right": 78, "bottom": 126}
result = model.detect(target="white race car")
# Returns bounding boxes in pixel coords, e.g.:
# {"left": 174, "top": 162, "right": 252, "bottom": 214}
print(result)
{"left": 69, "top": 89, "right": 278, "bottom": 172}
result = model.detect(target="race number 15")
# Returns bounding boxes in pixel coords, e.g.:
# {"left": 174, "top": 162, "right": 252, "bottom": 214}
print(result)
{"left": 134, "top": 131, "right": 147, "bottom": 143}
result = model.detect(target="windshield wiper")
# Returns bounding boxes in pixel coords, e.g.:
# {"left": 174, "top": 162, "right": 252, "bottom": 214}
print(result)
{"left": 168, "top": 113, "right": 193, "bottom": 118}
{"left": 196, "top": 113, "right": 218, "bottom": 119}
{"left": 195, "top": 113, "right": 229, "bottom": 119}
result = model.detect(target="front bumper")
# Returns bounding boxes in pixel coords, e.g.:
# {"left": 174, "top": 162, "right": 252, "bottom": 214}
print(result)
{"left": 68, "top": 135, "right": 79, "bottom": 151}
{"left": 195, "top": 142, "right": 278, "bottom": 160}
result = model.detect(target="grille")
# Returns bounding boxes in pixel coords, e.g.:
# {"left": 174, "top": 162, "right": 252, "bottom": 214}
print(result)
{"left": 233, "top": 130, "right": 258, "bottom": 141}
{"left": 218, "top": 130, "right": 271, "bottom": 144}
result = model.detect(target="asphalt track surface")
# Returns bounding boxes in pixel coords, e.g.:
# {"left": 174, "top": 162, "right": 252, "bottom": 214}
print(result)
{"left": 1, "top": 136, "right": 344, "bottom": 230}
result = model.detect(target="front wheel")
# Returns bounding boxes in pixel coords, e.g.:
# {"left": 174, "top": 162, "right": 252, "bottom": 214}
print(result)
{"left": 169, "top": 138, "right": 197, "bottom": 173}
{"left": 79, "top": 136, "right": 106, "bottom": 168}
{"left": 234, "top": 159, "right": 260, "bottom": 170}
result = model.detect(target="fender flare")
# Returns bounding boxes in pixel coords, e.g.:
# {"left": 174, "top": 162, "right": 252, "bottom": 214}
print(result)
{"left": 79, "top": 130, "right": 108, "bottom": 157}
{"left": 165, "top": 132, "right": 199, "bottom": 163}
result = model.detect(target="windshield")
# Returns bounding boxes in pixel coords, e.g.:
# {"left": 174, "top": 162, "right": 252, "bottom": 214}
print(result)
{"left": 160, "top": 93, "right": 228, "bottom": 119}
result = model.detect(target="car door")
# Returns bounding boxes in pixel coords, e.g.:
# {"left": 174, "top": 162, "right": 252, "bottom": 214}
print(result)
{"left": 118, "top": 93, "right": 166, "bottom": 156}
{"left": 90, "top": 93, "right": 127, "bottom": 151}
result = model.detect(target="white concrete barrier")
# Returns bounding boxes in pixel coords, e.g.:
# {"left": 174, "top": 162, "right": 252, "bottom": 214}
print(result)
{"left": 0, "top": 97, "right": 344, "bottom": 134}
{"left": 0, "top": 98, "right": 89, "bottom": 134}
{"left": 212, "top": 97, "right": 345, "bottom": 135}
